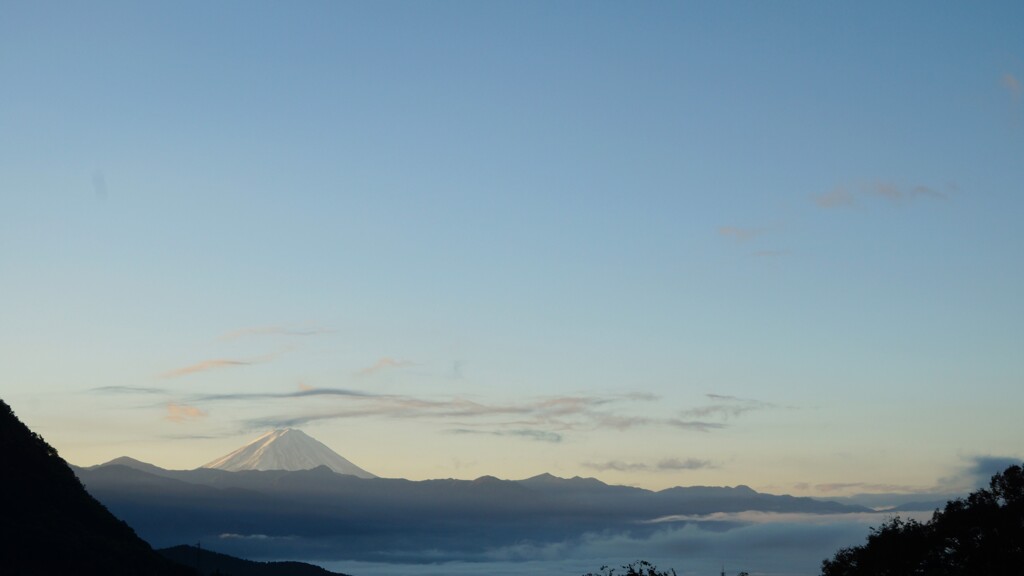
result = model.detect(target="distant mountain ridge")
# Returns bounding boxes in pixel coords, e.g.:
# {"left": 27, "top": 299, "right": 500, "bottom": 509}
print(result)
{"left": 202, "top": 428, "right": 376, "bottom": 478}
{"left": 73, "top": 457, "right": 871, "bottom": 564}
{"left": 97, "top": 456, "right": 179, "bottom": 477}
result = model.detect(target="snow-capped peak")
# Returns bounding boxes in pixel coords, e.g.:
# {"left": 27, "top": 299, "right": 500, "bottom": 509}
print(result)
{"left": 201, "top": 428, "right": 376, "bottom": 478}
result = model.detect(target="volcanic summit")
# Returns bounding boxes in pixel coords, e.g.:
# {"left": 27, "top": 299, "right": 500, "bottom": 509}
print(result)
{"left": 202, "top": 428, "right": 376, "bottom": 478}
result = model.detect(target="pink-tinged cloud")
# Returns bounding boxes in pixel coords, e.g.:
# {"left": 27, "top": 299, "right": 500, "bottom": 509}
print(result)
{"left": 161, "top": 359, "right": 251, "bottom": 378}
{"left": 165, "top": 402, "right": 208, "bottom": 423}
{"left": 815, "top": 187, "right": 855, "bottom": 208}
{"left": 717, "top": 226, "right": 763, "bottom": 241}
{"left": 911, "top": 185, "right": 947, "bottom": 200}
{"left": 1003, "top": 73, "right": 1021, "bottom": 100}
{"left": 871, "top": 182, "right": 902, "bottom": 200}
{"left": 357, "top": 357, "right": 414, "bottom": 376}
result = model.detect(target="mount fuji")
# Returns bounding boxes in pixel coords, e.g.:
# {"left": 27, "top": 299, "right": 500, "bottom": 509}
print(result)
{"left": 202, "top": 428, "right": 376, "bottom": 478}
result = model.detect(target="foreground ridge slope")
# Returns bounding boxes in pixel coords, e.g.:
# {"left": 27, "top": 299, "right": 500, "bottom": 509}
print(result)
{"left": 0, "top": 398, "right": 190, "bottom": 576}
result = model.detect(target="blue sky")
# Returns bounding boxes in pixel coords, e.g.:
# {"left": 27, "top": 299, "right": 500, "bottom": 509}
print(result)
{"left": 2, "top": 1, "right": 1022, "bottom": 497}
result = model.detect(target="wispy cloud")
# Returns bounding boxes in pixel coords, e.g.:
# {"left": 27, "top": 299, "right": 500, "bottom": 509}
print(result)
{"left": 911, "top": 185, "right": 947, "bottom": 200}
{"left": 449, "top": 428, "right": 563, "bottom": 443}
{"left": 583, "top": 460, "right": 650, "bottom": 472}
{"left": 813, "top": 482, "right": 926, "bottom": 494}
{"left": 591, "top": 413, "right": 654, "bottom": 431}
{"left": 508, "top": 429, "right": 562, "bottom": 442}
{"left": 870, "top": 182, "right": 901, "bottom": 201}
{"left": 219, "top": 533, "right": 295, "bottom": 541}
{"left": 870, "top": 181, "right": 949, "bottom": 202}
{"left": 232, "top": 391, "right": 709, "bottom": 440}
{"left": 1003, "top": 73, "right": 1021, "bottom": 101}
{"left": 582, "top": 458, "right": 713, "bottom": 473}
{"left": 221, "top": 325, "right": 334, "bottom": 341}
{"left": 680, "top": 394, "right": 772, "bottom": 420}
{"left": 667, "top": 419, "right": 726, "bottom": 432}
{"left": 91, "top": 386, "right": 166, "bottom": 394}
{"left": 815, "top": 187, "right": 856, "bottom": 209}
{"left": 240, "top": 394, "right": 607, "bottom": 430}
{"left": 623, "top": 391, "right": 660, "bottom": 402}
{"left": 179, "top": 381, "right": 733, "bottom": 441}
{"left": 706, "top": 393, "right": 740, "bottom": 401}
{"left": 657, "top": 457, "right": 715, "bottom": 471}
{"left": 193, "top": 387, "right": 373, "bottom": 402}
{"left": 717, "top": 226, "right": 764, "bottom": 241}
{"left": 164, "top": 402, "right": 208, "bottom": 423}
{"left": 161, "top": 359, "right": 252, "bottom": 379}
{"left": 535, "top": 396, "right": 611, "bottom": 416}
{"left": 816, "top": 182, "right": 948, "bottom": 209}
{"left": 357, "top": 357, "right": 415, "bottom": 376}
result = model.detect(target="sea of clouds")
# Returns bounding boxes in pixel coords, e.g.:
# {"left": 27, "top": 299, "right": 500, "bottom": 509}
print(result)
{"left": 314, "top": 510, "right": 933, "bottom": 576}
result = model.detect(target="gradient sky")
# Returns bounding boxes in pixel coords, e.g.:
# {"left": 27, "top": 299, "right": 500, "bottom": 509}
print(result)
{"left": 2, "top": 1, "right": 1022, "bottom": 497}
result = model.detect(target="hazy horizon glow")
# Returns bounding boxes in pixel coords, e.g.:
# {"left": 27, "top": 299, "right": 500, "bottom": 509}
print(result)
{"left": 2, "top": 1, "right": 1023, "bottom": 501}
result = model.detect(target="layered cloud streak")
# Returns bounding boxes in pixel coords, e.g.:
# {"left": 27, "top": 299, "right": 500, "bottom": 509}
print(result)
{"left": 135, "top": 384, "right": 773, "bottom": 444}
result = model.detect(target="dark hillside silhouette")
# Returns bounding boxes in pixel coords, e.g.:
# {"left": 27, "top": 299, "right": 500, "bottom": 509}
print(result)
{"left": 0, "top": 399, "right": 192, "bottom": 576}
{"left": 821, "top": 463, "right": 1024, "bottom": 575}
{"left": 158, "top": 545, "right": 350, "bottom": 576}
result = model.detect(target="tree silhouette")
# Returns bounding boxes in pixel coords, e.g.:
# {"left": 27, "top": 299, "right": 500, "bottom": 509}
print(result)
{"left": 821, "top": 463, "right": 1024, "bottom": 576}
{"left": 582, "top": 560, "right": 677, "bottom": 576}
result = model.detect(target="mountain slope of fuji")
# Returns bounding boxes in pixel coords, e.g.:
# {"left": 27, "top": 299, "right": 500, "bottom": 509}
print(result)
{"left": 202, "top": 428, "right": 376, "bottom": 478}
